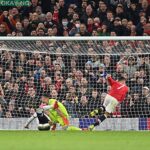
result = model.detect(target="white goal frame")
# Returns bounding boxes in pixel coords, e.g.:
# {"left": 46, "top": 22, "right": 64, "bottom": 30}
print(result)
{"left": 0, "top": 36, "right": 150, "bottom": 131}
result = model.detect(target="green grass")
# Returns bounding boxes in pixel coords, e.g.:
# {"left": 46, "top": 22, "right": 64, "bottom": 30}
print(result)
{"left": 0, "top": 131, "right": 150, "bottom": 150}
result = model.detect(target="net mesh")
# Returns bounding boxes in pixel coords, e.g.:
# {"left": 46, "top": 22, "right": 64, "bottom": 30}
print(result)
{"left": 0, "top": 38, "right": 150, "bottom": 130}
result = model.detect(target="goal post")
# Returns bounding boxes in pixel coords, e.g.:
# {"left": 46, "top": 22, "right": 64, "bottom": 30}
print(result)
{"left": 0, "top": 36, "right": 150, "bottom": 130}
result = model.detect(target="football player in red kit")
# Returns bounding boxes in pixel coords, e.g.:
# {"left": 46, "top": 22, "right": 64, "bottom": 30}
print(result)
{"left": 89, "top": 74, "right": 128, "bottom": 130}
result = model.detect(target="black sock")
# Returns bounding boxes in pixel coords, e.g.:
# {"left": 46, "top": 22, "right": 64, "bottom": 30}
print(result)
{"left": 98, "top": 106, "right": 105, "bottom": 114}
{"left": 99, "top": 114, "right": 106, "bottom": 122}
{"left": 94, "top": 121, "right": 100, "bottom": 126}
{"left": 93, "top": 114, "right": 107, "bottom": 127}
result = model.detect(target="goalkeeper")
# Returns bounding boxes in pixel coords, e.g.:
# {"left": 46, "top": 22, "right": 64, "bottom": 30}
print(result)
{"left": 41, "top": 93, "right": 82, "bottom": 131}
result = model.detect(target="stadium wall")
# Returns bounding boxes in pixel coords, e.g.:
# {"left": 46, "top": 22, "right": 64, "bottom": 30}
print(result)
{"left": 1, "top": 118, "right": 149, "bottom": 130}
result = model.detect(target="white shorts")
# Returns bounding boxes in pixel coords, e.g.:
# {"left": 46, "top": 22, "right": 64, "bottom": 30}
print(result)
{"left": 103, "top": 94, "right": 119, "bottom": 113}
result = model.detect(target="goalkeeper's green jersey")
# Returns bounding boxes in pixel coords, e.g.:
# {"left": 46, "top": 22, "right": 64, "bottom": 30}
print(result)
{"left": 48, "top": 99, "right": 69, "bottom": 121}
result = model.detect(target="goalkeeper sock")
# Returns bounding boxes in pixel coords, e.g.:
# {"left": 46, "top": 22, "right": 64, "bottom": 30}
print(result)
{"left": 93, "top": 114, "right": 107, "bottom": 127}
{"left": 66, "top": 126, "right": 82, "bottom": 131}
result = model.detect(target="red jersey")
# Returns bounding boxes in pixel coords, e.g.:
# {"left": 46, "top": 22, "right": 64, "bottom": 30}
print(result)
{"left": 107, "top": 77, "right": 128, "bottom": 102}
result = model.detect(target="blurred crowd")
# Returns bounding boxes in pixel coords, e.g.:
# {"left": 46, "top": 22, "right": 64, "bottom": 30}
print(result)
{"left": 0, "top": 40, "right": 150, "bottom": 118}
{"left": 0, "top": 0, "right": 150, "bottom": 36}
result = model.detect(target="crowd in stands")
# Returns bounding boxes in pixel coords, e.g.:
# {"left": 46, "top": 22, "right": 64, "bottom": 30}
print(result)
{"left": 0, "top": 40, "right": 150, "bottom": 118}
{"left": 0, "top": 0, "right": 150, "bottom": 36}
{"left": 0, "top": 0, "right": 150, "bottom": 119}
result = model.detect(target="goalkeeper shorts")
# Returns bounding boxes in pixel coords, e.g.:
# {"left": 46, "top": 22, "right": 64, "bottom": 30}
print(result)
{"left": 103, "top": 94, "right": 119, "bottom": 113}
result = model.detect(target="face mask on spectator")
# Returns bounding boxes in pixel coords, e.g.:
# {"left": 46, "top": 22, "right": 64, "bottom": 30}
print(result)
{"left": 62, "top": 21, "right": 68, "bottom": 26}
{"left": 75, "top": 23, "right": 80, "bottom": 28}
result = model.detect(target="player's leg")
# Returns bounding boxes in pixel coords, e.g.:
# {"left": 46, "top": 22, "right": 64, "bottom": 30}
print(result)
{"left": 89, "top": 95, "right": 119, "bottom": 130}
{"left": 90, "top": 95, "right": 110, "bottom": 117}
{"left": 66, "top": 126, "right": 82, "bottom": 131}
{"left": 90, "top": 106, "right": 106, "bottom": 117}
{"left": 36, "top": 108, "right": 51, "bottom": 131}
{"left": 57, "top": 116, "right": 82, "bottom": 131}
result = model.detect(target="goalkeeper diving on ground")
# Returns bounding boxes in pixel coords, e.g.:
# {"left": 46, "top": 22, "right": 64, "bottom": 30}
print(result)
{"left": 89, "top": 74, "right": 129, "bottom": 130}
{"left": 24, "top": 93, "right": 82, "bottom": 131}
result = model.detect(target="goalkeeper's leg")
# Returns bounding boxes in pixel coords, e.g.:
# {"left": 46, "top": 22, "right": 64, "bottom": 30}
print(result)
{"left": 58, "top": 117, "right": 82, "bottom": 131}
{"left": 66, "top": 126, "right": 82, "bottom": 131}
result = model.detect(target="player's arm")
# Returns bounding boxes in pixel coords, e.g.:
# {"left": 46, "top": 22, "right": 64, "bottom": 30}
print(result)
{"left": 24, "top": 112, "right": 37, "bottom": 129}
{"left": 42, "top": 101, "right": 65, "bottom": 118}
{"left": 41, "top": 101, "right": 58, "bottom": 110}
{"left": 106, "top": 74, "right": 116, "bottom": 85}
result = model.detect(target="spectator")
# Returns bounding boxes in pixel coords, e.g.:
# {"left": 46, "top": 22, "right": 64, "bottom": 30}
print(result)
{"left": 74, "top": 70, "right": 83, "bottom": 88}
{"left": 63, "top": 86, "right": 78, "bottom": 117}
{"left": 0, "top": 24, "right": 7, "bottom": 36}
{"left": 44, "top": 55, "right": 54, "bottom": 76}
{"left": 77, "top": 77, "right": 91, "bottom": 98}
{"left": 0, "top": 47, "right": 149, "bottom": 118}
{"left": 34, "top": 59, "right": 44, "bottom": 80}
{"left": 89, "top": 89, "right": 101, "bottom": 111}
{"left": 22, "top": 18, "right": 31, "bottom": 36}
{"left": 123, "top": 56, "right": 139, "bottom": 78}
{"left": 44, "top": 12, "right": 57, "bottom": 29}
{"left": 51, "top": 89, "right": 58, "bottom": 99}
{"left": 98, "top": 1, "right": 107, "bottom": 22}
{"left": 81, "top": 5, "right": 95, "bottom": 24}
{"left": 139, "top": 86, "right": 150, "bottom": 117}
{"left": 79, "top": 23, "right": 90, "bottom": 36}
{"left": 66, "top": 86, "right": 78, "bottom": 104}
{"left": 112, "top": 64, "right": 124, "bottom": 80}
{"left": 0, "top": 67, "right": 4, "bottom": 81}
{"left": 0, "top": 0, "right": 149, "bottom": 36}
{"left": 42, "top": 77, "right": 52, "bottom": 92}
{"left": 5, "top": 111, "right": 12, "bottom": 118}
{"left": 65, "top": 78, "right": 73, "bottom": 91}
{"left": 0, "top": 84, "right": 4, "bottom": 102}
{"left": 3, "top": 70, "right": 12, "bottom": 84}
{"left": 0, "top": 104, "right": 3, "bottom": 117}
{"left": 53, "top": 56, "right": 65, "bottom": 69}
{"left": 76, "top": 95, "right": 89, "bottom": 118}
{"left": 57, "top": 0, "right": 68, "bottom": 21}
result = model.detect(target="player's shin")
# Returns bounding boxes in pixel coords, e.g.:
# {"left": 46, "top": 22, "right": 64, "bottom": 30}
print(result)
{"left": 90, "top": 106, "right": 105, "bottom": 117}
{"left": 89, "top": 114, "right": 108, "bottom": 131}
{"left": 94, "top": 114, "right": 107, "bottom": 126}
{"left": 64, "top": 126, "right": 82, "bottom": 131}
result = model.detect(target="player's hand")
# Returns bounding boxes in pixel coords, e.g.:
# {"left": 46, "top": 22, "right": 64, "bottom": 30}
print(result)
{"left": 106, "top": 74, "right": 111, "bottom": 79}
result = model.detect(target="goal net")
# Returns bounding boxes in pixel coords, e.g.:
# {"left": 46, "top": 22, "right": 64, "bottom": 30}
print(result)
{"left": 0, "top": 37, "right": 150, "bottom": 130}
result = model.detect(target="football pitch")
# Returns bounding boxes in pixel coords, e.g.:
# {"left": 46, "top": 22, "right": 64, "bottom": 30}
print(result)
{"left": 0, "top": 131, "right": 149, "bottom": 150}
